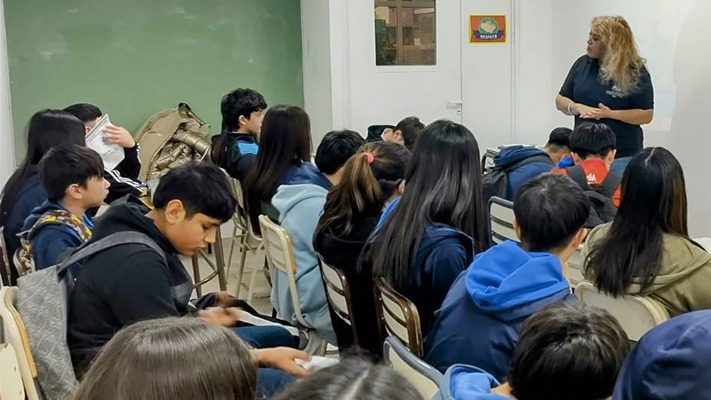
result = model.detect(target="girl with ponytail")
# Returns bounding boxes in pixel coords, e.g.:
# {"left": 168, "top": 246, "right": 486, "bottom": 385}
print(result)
{"left": 314, "top": 142, "right": 409, "bottom": 356}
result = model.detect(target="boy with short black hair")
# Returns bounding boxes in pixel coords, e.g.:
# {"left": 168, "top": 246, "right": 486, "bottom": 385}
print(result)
{"left": 552, "top": 122, "right": 621, "bottom": 207}
{"left": 20, "top": 144, "right": 109, "bottom": 273}
{"left": 381, "top": 116, "right": 425, "bottom": 151}
{"left": 211, "top": 88, "right": 268, "bottom": 182}
{"left": 64, "top": 103, "right": 144, "bottom": 203}
{"left": 67, "top": 162, "right": 306, "bottom": 379}
{"left": 425, "top": 174, "right": 590, "bottom": 380}
{"left": 435, "top": 302, "right": 630, "bottom": 400}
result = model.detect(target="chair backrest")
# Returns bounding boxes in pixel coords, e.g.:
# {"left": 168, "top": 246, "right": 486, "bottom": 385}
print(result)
{"left": 317, "top": 255, "right": 358, "bottom": 344}
{"left": 0, "top": 343, "right": 26, "bottom": 400}
{"left": 258, "top": 215, "right": 310, "bottom": 328}
{"left": 567, "top": 245, "right": 585, "bottom": 286}
{"left": 383, "top": 336, "right": 442, "bottom": 400}
{"left": 374, "top": 277, "right": 423, "bottom": 357}
{"left": 0, "top": 287, "right": 41, "bottom": 400}
{"left": 488, "top": 196, "right": 517, "bottom": 245}
{"left": 575, "top": 281, "right": 670, "bottom": 341}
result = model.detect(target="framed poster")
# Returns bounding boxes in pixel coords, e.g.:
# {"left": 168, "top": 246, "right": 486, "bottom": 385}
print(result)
{"left": 469, "top": 15, "right": 506, "bottom": 44}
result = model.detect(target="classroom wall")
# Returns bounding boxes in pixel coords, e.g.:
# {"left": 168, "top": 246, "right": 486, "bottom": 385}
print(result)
{"left": 0, "top": 0, "right": 13, "bottom": 186}
{"left": 4, "top": 0, "right": 304, "bottom": 159}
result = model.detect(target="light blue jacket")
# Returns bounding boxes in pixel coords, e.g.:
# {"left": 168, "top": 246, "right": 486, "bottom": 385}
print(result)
{"left": 271, "top": 183, "right": 336, "bottom": 344}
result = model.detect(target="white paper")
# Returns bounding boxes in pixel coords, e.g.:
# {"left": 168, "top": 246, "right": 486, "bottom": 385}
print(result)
{"left": 85, "top": 114, "right": 125, "bottom": 170}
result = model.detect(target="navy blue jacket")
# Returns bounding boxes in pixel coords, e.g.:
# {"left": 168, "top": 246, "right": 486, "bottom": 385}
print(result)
{"left": 365, "top": 199, "right": 475, "bottom": 339}
{"left": 614, "top": 310, "right": 711, "bottom": 400}
{"left": 494, "top": 146, "right": 554, "bottom": 200}
{"left": 424, "top": 241, "right": 575, "bottom": 380}
{"left": 2, "top": 166, "right": 46, "bottom": 267}
{"left": 217, "top": 132, "right": 259, "bottom": 182}
{"left": 20, "top": 200, "right": 94, "bottom": 275}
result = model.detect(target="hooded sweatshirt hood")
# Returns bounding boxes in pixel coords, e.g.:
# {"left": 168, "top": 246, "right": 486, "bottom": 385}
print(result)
{"left": 495, "top": 145, "right": 550, "bottom": 168}
{"left": 466, "top": 241, "right": 571, "bottom": 321}
{"left": 435, "top": 365, "right": 508, "bottom": 400}
{"left": 614, "top": 310, "right": 711, "bottom": 400}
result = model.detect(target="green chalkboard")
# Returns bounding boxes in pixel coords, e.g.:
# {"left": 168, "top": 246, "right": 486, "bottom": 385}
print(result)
{"left": 5, "top": 0, "right": 303, "bottom": 159}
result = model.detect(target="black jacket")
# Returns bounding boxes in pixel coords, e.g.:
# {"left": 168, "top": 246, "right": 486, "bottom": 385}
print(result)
{"left": 313, "top": 214, "right": 382, "bottom": 357}
{"left": 67, "top": 197, "right": 192, "bottom": 372}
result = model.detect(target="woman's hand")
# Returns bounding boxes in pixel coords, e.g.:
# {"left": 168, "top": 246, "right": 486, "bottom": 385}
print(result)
{"left": 576, "top": 103, "right": 603, "bottom": 119}
{"left": 254, "top": 347, "right": 310, "bottom": 377}
{"left": 580, "top": 103, "right": 613, "bottom": 120}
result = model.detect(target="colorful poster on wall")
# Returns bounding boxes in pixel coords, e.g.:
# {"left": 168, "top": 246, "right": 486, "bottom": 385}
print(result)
{"left": 469, "top": 15, "right": 506, "bottom": 43}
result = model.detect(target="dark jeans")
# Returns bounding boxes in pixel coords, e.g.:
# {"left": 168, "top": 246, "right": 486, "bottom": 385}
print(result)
{"left": 233, "top": 325, "right": 296, "bottom": 349}
{"left": 257, "top": 368, "right": 294, "bottom": 399}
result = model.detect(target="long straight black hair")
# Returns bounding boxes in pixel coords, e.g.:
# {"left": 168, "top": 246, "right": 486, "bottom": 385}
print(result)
{"left": 0, "top": 109, "right": 85, "bottom": 225}
{"left": 369, "top": 119, "right": 487, "bottom": 287}
{"left": 243, "top": 105, "right": 311, "bottom": 229}
{"left": 584, "top": 147, "right": 703, "bottom": 296}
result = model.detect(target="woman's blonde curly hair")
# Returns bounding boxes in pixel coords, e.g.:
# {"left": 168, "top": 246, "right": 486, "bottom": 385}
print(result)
{"left": 591, "top": 16, "right": 646, "bottom": 95}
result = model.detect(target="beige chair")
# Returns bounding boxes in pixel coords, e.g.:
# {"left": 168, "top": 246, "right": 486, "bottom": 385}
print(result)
{"left": 488, "top": 196, "right": 517, "bottom": 245}
{"left": 375, "top": 277, "right": 423, "bottom": 357}
{"left": 0, "top": 227, "right": 12, "bottom": 286}
{"left": 575, "top": 281, "right": 669, "bottom": 341}
{"left": 383, "top": 336, "right": 442, "bottom": 400}
{"left": 567, "top": 245, "right": 585, "bottom": 286}
{"left": 0, "top": 287, "right": 41, "bottom": 400}
{"left": 227, "top": 177, "right": 266, "bottom": 302}
{"left": 259, "top": 215, "right": 326, "bottom": 355}
{"left": 318, "top": 255, "right": 358, "bottom": 346}
{"left": 0, "top": 343, "right": 26, "bottom": 400}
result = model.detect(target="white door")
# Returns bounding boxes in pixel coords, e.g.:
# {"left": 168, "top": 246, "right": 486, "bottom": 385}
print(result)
{"left": 343, "top": 1, "right": 463, "bottom": 133}
{"left": 460, "top": 0, "right": 514, "bottom": 154}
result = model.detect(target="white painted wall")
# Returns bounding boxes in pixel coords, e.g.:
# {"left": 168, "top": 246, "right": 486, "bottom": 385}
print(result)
{"left": 0, "top": 0, "right": 15, "bottom": 186}
{"left": 301, "top": 0, "right": 334, "bottom": 147}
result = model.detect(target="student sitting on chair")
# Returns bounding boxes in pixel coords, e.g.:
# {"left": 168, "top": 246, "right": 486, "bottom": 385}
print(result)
{"left": 19, "top": 144, "right": 109, "bottom": 275}
{"left": 435, "top": 302, "right": 629, "bottom": 400}
{"left": 360, "top": 120, "right": 488, "bottom": 340}
{"left": 425, "top": 174, "right": 589, "bottom": 380}
{"left": 583, "top": 147, "right": 711, "bottom": 316}
{"left": 0, "top": 110, "right": 86, "bottom": 283}
{"left": 210, "top": 88, "right": 267, "bottom": 183}
{"left": 64, "top": 103, "right": 145, "bottom": 203}
{"left": 67, "top": 163, "right": 307, "bottom": 379}
{"left": 271, "top": 129, "right": 365, "bottom": 345}
{"left": 380, "top": 116, "right": 425, "bottom": 151}
{"left": 552, "top": 122, "right": 621, "bottom": 207}
{"left": 486, "top": 127, "right": 571, "bottom": 202}
{"left": 313, "top": 142, "right": 408, "bottom": 355}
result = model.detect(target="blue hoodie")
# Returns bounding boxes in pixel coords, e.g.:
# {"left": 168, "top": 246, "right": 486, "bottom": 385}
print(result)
{"left": 494, "top": 146, "right": 554, "bottom": 199}
{"left": 271, "top": 167, "right": 336, "bottom": 345}
{"left": 613, "top": 310, "right": 711, "bottom": 400}
{"left": 434, "top": 365, "right": 509, "bottom": 400}
{"left": 20, "top": 200, "right": 94, "bottom": 275}
{"left": 424, "top": 241, "right": 575, "bottom": 380}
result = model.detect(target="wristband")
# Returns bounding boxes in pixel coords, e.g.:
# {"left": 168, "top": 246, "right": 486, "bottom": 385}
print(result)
{"left": 567, "top": 102, "right": 575, "bottom": 115}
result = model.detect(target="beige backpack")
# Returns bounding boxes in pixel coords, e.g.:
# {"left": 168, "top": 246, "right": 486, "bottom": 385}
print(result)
{"left": 135, "top": 103, "right": 211, "bottom": 182}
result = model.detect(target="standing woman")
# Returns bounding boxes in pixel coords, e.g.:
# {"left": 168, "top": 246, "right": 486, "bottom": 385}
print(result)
{"left": 556, "top": 16, "right": 654, "bottom": 175}
{"left": 360, "top": 120, "right": 487, "bottom": 338}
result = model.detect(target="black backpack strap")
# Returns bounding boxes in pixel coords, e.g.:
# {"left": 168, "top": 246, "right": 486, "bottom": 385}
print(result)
{"left": 500, "top": 154, "right": 553, "bottom": 172}
{"left": 56, "top": 231, "right": 166, "bottom": 276}
{"left": 566, "top": 165, "right": 591, "bottom": 191}
{"left": 599, "top": 172, "right": 622, "bottom": 198}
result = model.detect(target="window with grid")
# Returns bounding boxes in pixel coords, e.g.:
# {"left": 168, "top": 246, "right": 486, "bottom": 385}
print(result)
{"left": 374, "top": 0, "right": 436, "bottom": 66}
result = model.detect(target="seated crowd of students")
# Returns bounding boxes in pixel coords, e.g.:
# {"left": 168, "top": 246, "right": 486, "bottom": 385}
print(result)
{"left": 1, "top": 86, "right": 710, "bottom": 400}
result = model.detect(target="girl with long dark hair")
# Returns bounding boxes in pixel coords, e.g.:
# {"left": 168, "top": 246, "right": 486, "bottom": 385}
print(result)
{"left": 360, "top": 120, "right": 487, "bottom": 337}
{"left": 583, "top": 147, "right": 711, "bottom": 315}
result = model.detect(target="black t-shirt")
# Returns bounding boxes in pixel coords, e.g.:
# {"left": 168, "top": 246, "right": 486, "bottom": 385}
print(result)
{"left": 559, "top": 55, "right": 654, "bottom": 158}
